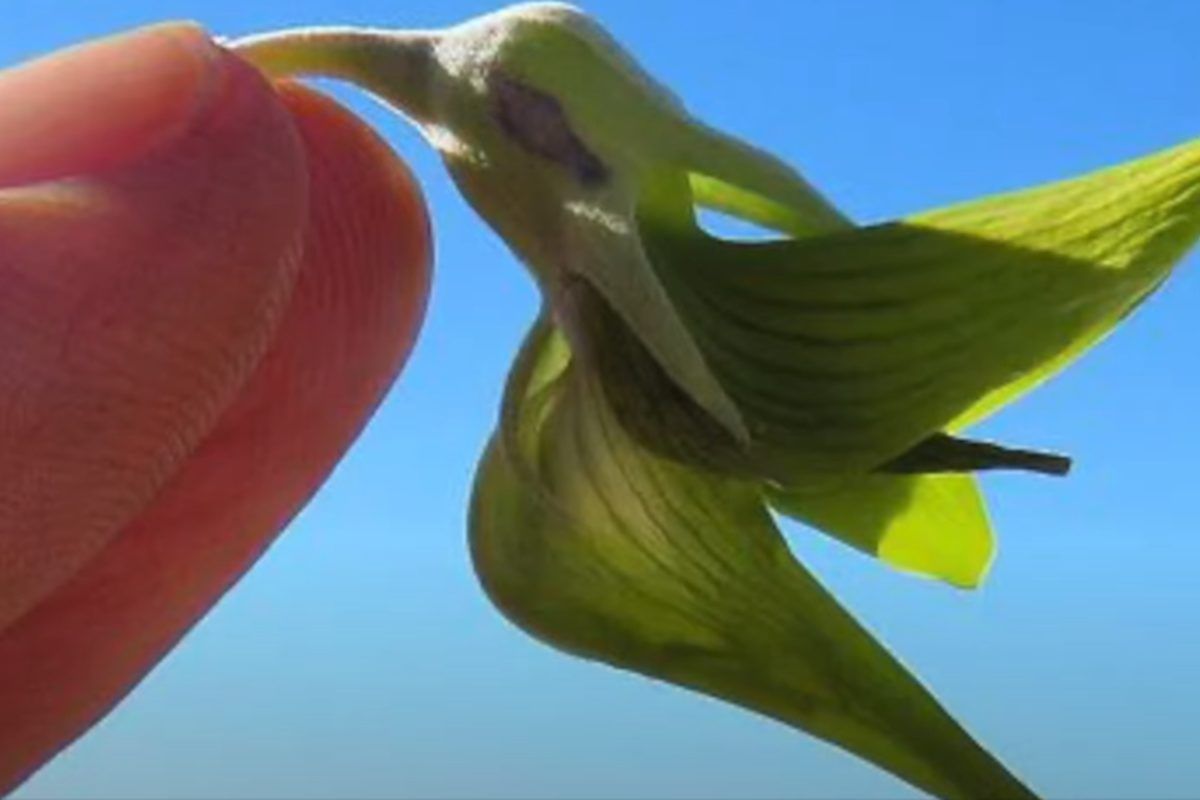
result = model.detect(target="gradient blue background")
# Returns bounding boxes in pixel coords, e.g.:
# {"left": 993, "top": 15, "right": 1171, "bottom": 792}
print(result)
{"left": 4, "top": 2, "right": 1199, "bottom": 798}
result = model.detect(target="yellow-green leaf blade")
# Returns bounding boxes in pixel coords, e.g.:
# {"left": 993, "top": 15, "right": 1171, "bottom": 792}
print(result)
{"left": 767, "top": 472, "right": 994, "bottom": 589}
{"left": 470, "top": 316, "right": 1036, "bottom": 799}
{"left": 921, "top": 137, "right": 1200, "bottom": 428}
{"left": 641, "top": 138, "right": 1200, "bottom": 476}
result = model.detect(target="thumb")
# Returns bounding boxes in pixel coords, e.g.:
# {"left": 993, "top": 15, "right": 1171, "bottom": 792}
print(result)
{"left": 0, "top": 23, "right": 222, "bottom": 186}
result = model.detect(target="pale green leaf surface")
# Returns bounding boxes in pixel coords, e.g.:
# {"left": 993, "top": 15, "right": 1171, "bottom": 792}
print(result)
{"left": 470, "top": 317, "right": 1035, "bottom": 800}
{"left": 681, "top": 135, "right": 996, "bottom": 589}
{"left": 637, "top": 139, "right": 1200, "bottom": 478}
{"left": 688, "top": 172, "right": 845, "bottom": 239}
{"left": 556, "top": 201, "right": 752, "bottom": 445}
{"left": 766, "top": 473, "right": 994, "bottom": 589}
{"left": 681, "top": 136, "right": 851, "bottom": 238}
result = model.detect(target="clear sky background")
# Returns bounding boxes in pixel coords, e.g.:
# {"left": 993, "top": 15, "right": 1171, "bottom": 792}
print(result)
{"left": 4, "top": 2, "right": 1199, "bottom": 798}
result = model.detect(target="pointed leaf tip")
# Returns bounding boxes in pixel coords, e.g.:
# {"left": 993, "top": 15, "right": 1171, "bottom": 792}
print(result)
{"left": 471, "top": 317, "right": 1036, "bottom": 799}
{"left": 768, "top": 473, "right": 995, "bottom": 589}
{"left": 637, "top": 137, "right": 1200, "bottom": 480}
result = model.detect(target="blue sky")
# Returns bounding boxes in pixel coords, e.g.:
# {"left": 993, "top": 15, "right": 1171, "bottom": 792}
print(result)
{"left": 4, "top": 1, "right": 1199, "bottom": 798}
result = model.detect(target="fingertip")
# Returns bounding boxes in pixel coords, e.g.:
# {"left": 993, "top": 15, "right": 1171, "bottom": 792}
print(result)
{"left": 0, "top": 23, "right": 226, "bottom": 187}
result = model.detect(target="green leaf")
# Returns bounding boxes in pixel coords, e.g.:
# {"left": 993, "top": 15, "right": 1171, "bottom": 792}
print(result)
{"left": 680, "top": 131, "right": 851, "bottom": 238}
{"left": 636, "top": 138, "right": 1200, "bottom": 479}
{"left": 470, "top": 316, "right": 1036, "bottom": 800}
{"left": 766, "top": 473, "right": 994, "bottom": 589}
{"left": 236, "top": 6, "right": 854, "bottom": 456}
{"left": 554, "top": 196, "right": 753, "bottom": 445}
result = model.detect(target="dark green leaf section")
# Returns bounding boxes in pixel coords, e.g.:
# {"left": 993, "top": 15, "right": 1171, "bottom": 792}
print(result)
{"left": 637, "top": 139, "right": 1200, "bottom": 479}
{"left": 558, "top": 277, "right": 1000, "bottom": 586}
{"left": 470, "top": 317, "right": 1037, "bottom": 799}
{"left": 881, "top": 433, "right": 1071, "bottom": 477}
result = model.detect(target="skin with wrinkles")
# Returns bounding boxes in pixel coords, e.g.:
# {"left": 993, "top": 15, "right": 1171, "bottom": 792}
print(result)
{"left": 0, "top": 26, "right": 307, "bottom": 636}
{"left": 0, "top": 25, "right": 430, "bottom": 793}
